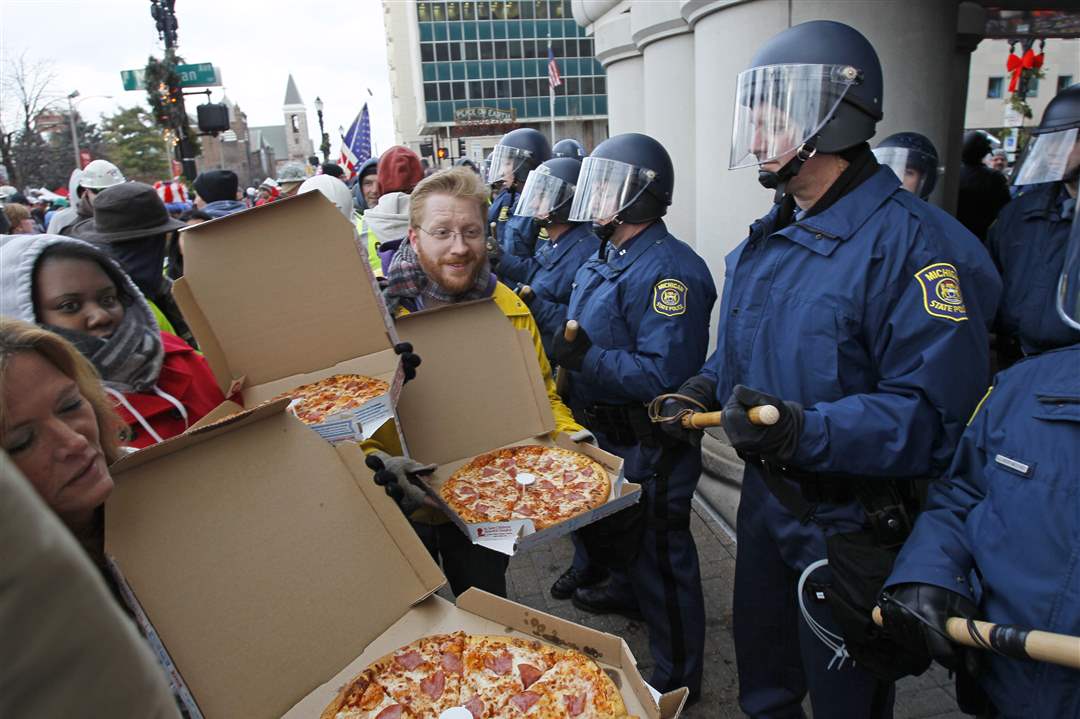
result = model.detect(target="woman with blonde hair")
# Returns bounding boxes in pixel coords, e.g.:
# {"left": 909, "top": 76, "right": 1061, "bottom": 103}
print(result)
{"left": 0, "top": 317, "right": 124, "bottom": 562}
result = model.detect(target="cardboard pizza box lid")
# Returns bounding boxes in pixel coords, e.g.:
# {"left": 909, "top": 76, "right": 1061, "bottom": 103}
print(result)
{"left": 393, "top": 298, "right": 556, "bottom": 464}
{"left": 105, "top": 402, "right": 445, "bottom": 718}
{"left": 173, "top": 191, "right": 399, "bottom": 398}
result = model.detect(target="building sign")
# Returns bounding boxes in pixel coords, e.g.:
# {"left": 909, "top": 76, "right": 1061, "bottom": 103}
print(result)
{"left": 454, "top": 106, "right": 515, "bottom": 124}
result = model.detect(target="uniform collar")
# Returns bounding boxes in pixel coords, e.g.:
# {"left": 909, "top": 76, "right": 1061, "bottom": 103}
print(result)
{"left": 601, "top": 220, "right": 667, "bottom": 273}
{"left": 1020, "top": 182, "right": 1074, "bottom": 222}
{"left": 773, "top": 166, "right": 897, "bottom": 256}
{"left": 543, "top": 223, "right": 593, "bottom": 261}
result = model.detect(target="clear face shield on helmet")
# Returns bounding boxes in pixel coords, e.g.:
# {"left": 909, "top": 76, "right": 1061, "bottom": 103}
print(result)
{"left": 1058, "top": 204, "right": 1080, "bottom": 331}
{"left": 485, "top": 145, "right": 533, "bottom": 186}
{"left": 872, "top": 147, "right": 939, "bottom": 197}
{"left": 567, "top": 156, "right": 657, "bottom": 224}
{"left": 1012, "top": 128, "right": 1080, "bottom": 186}
{"left": 729, "top": 63, "right": 862, "bottom": 169}
{"left": 514, "top": 169, "right": 575, "bottom": 221}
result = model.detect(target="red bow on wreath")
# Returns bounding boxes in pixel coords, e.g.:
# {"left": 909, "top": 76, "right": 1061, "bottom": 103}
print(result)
{"left": 1007, "top": 48, "right": 1045, "bottom": 93}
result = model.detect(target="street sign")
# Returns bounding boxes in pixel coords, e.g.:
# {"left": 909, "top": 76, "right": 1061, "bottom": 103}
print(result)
{"left": 120, "top": 63, "right": 221, "bottom": 91}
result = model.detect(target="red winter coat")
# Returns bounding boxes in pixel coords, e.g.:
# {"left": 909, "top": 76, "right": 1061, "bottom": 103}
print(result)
{"left": 110, "top": 332, "right": 228, "bottom": 449}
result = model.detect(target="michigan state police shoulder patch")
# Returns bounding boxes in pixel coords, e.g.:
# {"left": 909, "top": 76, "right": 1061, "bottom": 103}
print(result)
{"left": 498, "top": 205, "right": 510, "bottom": 221}
{"left": 914, "top": 262, "right": 968, "bottom": 322}
{"left": 653, "top": 278, "right": 687, "bottom": 317}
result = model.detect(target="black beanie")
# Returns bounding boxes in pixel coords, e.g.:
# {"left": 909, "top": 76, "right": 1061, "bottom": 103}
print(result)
{"left": 193, "top": 170, "right": 239, "bottom": 203}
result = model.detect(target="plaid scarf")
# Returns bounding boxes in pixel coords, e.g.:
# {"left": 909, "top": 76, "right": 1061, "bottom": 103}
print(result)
{"left": 383, "top": 239, "right": 496, "bottom": 314}
{"left": 46, "top": 302, "right": 164, "bottom": 393}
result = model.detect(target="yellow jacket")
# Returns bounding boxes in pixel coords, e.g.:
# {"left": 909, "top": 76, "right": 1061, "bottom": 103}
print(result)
{"left": 363, "top": 283, "right": 583, "bottom": 523}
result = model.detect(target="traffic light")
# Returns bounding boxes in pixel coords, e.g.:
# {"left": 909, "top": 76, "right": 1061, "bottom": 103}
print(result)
{"left": 457, "top": 138, "right": 466, "bottom": 156}
{"left": 437, "top": 147, "right": 448, "bottom": 160}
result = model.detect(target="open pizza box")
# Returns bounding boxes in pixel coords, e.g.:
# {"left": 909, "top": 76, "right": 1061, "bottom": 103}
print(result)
{"left": 104, "top": 401, "right": 687, "bottom": 719}
{"left": 394, "top": 299, "right": 641, "bottom": 556}
{"left": 173, "top": 190, "right": 404, "bottom": 443}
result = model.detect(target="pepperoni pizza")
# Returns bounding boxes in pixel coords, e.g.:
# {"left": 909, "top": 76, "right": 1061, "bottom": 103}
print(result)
{"left": 440, "top": 446, "right": 610, "bottom": 530}
{"left": 319, "top": 632, "right": 629, "bottom": 719}
{"left": 272, "top": 374, "right": 389, "bottom": 425}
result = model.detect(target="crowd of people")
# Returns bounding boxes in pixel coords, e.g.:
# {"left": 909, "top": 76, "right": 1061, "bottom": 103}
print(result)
{"left": 2, "top": 18, "right": 1079, "bottom": 719}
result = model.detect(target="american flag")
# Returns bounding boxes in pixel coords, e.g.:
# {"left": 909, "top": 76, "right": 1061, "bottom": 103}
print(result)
{"left": 339, "top": 103, "right": 372, "bottom": 180}
{"left": 548, "top": 45, "right": 562, "bottom": 90}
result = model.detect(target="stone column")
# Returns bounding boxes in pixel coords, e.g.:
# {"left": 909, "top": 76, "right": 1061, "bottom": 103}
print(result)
{"left": 593, "top": 12, "right": 645, "bottom": 137}
{"left": 634, "top": 2, "right": 697, "bottom": 245}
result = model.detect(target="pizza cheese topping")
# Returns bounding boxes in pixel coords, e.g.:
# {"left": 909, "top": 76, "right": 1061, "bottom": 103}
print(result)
{"left": 272, "top": 374, "right": 389, "bottom": 426}
{"left": 320, "top": 633, "right": 628, "bottom": 719}
{"left": 440, "top": 446, "right": 610, "bottom": 530}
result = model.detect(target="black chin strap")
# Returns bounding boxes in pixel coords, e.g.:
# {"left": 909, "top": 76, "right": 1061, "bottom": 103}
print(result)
{"left": 759, "top": 140, "right": 819, "bottom": 203}
{"left": 594, "top": 217, "right": 621, "bottom": 260}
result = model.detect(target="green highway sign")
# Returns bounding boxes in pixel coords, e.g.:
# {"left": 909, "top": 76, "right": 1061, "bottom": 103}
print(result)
{"left": 120, "top": 63, "right": 221, "bottom": 91}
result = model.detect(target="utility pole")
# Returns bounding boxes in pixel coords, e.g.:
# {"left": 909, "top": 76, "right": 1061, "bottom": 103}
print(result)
{"left": 66, "top": 91, "right": 81, "bottom": 171}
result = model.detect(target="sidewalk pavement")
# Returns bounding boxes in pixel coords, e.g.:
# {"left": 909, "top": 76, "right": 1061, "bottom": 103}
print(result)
{"left": 502, "top": 488, "right": 966, "bottom": 718}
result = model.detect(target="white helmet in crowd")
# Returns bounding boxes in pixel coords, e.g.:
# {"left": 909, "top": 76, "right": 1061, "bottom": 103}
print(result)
{"left": 0, "top": 185, "right": 17, "bottom": 201}
{"left": 80, "top": 159, "right": 126, "bottom": 190}
{"left": 298, "top": 175, "right": 354, "bottom": 220}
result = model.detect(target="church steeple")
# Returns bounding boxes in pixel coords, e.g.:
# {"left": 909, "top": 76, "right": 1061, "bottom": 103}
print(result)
{"left": 281, "top": 73, "right": 314, "bottom": 164}
{"left": 283, "top": 74, "right": 303, "bottom": 107}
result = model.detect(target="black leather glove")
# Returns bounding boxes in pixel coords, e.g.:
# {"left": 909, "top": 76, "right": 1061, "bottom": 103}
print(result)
{"left": 393, "top": 342, "right": 422, "bottom": 384}
{"left": 721, "top": 384, "right": 804, "bottom": 462}
{"left": 516, "top": 285, "right": 535, "bottom": 308}
{"left": 657, "top": 374, "right": 717, "bottom": 447}
{"left": 365, "top": 451, "right": 438, "bottom": 515}
{"left": 553, "top": 324, "right": 591, "bottom": 372}
{"left": 881, "top": 583, "right": 981, "bottom": 675}
{"left": 485, "top": 233, "right": 502, "bottom": 267}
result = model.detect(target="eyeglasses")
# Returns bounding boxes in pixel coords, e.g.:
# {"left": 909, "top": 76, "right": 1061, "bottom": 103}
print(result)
{"left": 418, "top": 225, "right": 486, "bottom": 242}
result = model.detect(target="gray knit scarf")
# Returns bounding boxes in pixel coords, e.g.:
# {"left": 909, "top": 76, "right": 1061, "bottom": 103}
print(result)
{"left": 46, "top": 306, "right": 164, "bottom": 393}
{"left": 383, "top": 239, "right": 496, "bottom": 314}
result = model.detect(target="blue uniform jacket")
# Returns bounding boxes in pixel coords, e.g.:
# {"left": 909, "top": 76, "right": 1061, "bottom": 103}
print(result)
{"left": 988, "top": 182, "right": 1080, "bottom": 354}
{"left": 887, "top": 344, "right": 1080, "bottom": 719}
{"left": 488, "top": 188, "right": 516, "bottom": 249}
{"left": 497, "top": 214, "right": 543, "bottom": 286}
{"left": 566, "top": 220, "right": 717, "bottom": 410}
{"left": 702, "top": 166, "right": 999, "bottom": 482}
{"left": 523, "top": 223, "right": 600, "bottom": 360}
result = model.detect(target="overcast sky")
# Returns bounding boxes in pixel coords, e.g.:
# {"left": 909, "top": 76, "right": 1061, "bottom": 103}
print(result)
{"left": 0, "top": 0, "right": 397, "bottom": 154}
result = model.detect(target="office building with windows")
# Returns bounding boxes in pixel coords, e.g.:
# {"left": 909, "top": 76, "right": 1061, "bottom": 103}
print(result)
{"left": 383, "top": 0, "right": 608, "bottom": 165}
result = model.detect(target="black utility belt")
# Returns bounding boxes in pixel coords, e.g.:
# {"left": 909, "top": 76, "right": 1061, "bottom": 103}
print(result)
{"left": 757, "top": 458, "right": 917, "bottom": 548}
{"left": 580, "top": 402, "right": 660, "bottom": 447}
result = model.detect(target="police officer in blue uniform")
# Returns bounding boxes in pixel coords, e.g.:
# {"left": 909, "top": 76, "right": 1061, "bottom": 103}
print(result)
{"left": 989, "top": 83, "right": 1080, "bottom": 366}
{"left": 658, "top": 21, "right": 1000, "bottom": 717}
{"left": 501, "top": 157, "right": 600, "bottom": 361}
{"left": 552, "top": 137, "right": 587, "bottom": 160}
{"left": 555, "top": 133, "right": 717, "bottom": 699}
{"left": 485, "top": 128, "right": 551, "bottom": 270}
{"left": 872, "top": 132, "right": 940, "bottom": 200}
{"left": 881, "top": 208, "right": 1080, "bottom": 719}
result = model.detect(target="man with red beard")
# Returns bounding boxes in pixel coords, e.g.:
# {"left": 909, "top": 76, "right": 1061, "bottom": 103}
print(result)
{"left": 368, "top": 166, "right": 587, "bottom": 596}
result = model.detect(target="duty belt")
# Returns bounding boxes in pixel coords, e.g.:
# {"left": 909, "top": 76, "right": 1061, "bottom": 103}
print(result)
{"left": 755, "top": 457, "right": 917, "bottom": 548}
{"left": 579, "top": 402, "right": 664, "bottom": 447}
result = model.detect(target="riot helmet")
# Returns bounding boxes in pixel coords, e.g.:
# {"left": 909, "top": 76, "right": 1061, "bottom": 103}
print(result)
{"left": 730, "top": 21, "right": 883, "bottom": 193}
{"left": 1058, "top": 193, "right": 1080, "bottom": 330}
{"left": 873, "top": 132, "right": 940, "bottom": 199}
{"left": 1012, "top": 83, "right": 1080, "bottom": 187}
{"left": 514, "top": 157, "right": 582, "bottom": 225}
{"left": 485, "top": 128, "right": 551, "bottom": 187}
{"left": 568, "top": 132, "right": 673, "bottom": 226}
{"left": 552, "top": 138, "right": 587, "bottom": 160}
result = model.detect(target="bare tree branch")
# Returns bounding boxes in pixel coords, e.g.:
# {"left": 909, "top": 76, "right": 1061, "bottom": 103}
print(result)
{"left": 1, "top": 50, "right": 62, "bottom": 135}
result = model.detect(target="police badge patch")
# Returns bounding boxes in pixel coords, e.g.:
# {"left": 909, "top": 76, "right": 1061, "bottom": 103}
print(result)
{"left": 914, "top": 262, "right": 968, "bottom": 322}
{"left": 653, "top": 278, "right": 688, "bottom": 316}
{"left": 498, "top": 205, "right": 510, "bottom": 221}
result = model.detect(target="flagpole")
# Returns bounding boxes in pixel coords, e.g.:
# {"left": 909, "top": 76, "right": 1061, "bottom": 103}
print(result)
{"left": 548, "top": 35, "right": 556, "bottom": 143}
